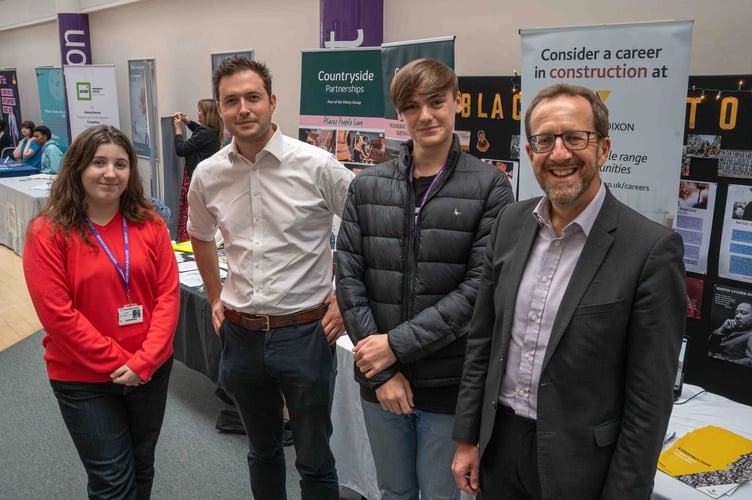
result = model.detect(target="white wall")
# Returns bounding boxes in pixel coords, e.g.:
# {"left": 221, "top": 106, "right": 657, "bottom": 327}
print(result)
{"left": 1, "top": 0, "right": 750, "bottom": 156}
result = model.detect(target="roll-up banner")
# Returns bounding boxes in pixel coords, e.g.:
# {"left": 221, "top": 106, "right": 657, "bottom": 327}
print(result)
{"left": 299, "top": 47, "right": 385, "bottom": 173}
{"left": 520, "top": 21, "right": 693, "bottom": 226}
{"left": 57, "top": 13, "right": 92, "bottom": 141}
{"left": 36, "top": 67, "right": 69, "bottom": 151}
{"left": 63, "top": 64, "right": 120, "bottom": 141}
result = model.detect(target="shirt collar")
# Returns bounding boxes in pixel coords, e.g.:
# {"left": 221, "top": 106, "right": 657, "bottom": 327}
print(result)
{"left": 228, "top": 123, "right": 283, "bottom": 163}
{"left": 533, "top": 181, "right": 606, "bottom": 237}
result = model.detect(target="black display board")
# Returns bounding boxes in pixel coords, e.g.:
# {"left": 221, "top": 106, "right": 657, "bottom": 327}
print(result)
{"left": 681, "top": 75, "right": 752, "bottom": 405}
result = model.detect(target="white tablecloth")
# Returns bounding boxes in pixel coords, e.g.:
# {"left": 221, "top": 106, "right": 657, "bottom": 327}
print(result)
{"left": 0, "top": 176, "right": 50, "bottom": 255}
{"left": 332, "top": 337, "right": 752, "bottom": 499}
{"left": 332, "top": 336, "right": 380, "bottom": 500}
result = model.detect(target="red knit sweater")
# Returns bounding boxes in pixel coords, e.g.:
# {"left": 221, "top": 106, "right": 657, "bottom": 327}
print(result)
{"left": 23, "top": 212, "right": 179, "bottom": 383}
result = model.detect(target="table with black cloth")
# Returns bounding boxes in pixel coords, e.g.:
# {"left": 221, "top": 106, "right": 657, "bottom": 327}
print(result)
{"left": 0, "top": 176, "right": 50, "bottom": 255}
{"left": 174, "top": 283, "right": 220, "bottom": 383}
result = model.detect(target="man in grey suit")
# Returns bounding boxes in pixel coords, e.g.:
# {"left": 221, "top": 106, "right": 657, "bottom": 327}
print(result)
{"left": 451, "top": 83, "right": 686, "bottom": 500}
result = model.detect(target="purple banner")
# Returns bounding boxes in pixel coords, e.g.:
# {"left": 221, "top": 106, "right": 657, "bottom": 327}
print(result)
{"left": 57, "top": 13, "right": 92, "bottom": 66}
{"left": 320, "top": 0, "right": 383, "bottom": 48}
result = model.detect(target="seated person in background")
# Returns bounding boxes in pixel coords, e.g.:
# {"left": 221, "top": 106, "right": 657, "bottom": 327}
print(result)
{"left": 33, "top": 125, "right": 64, "bottom": 174}
{"left": 13, "top": 120, "right": 39, "bottom": 166}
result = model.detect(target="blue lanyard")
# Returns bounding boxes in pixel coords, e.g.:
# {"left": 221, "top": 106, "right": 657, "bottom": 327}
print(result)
{"left": 86, "top": 214, "right": 131, "bottom": 303}
{"left": 410, "top": 160, "right": 446, "bottom": 233}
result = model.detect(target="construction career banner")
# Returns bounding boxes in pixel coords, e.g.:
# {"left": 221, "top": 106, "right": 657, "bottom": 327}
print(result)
{"left": 520, "top": 21, "right": 693, "bottom": 226}
{"left": 299, "top": 48, "right": 385, "bottom": 172}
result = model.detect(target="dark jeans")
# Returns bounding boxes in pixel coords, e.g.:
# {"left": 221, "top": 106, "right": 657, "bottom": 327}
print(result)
{"left": 50, "top": 356, "right": 173, "bottom": 500}
{"left": 220, "top": 319, "right": 338, "bottom": 500}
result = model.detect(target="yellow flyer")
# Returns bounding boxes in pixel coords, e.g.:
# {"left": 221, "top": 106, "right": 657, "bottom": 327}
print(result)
{"left": 658, "top": 425, "right": 752, "bottom": 497}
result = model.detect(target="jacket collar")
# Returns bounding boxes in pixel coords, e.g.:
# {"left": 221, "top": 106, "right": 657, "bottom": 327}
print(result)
{"left": 397, "top": 134, "right": 462, "bottom": 176}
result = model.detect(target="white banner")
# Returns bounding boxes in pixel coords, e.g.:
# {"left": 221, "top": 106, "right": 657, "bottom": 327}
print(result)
{"left": 63, "top": 64, "right": 120, "bottom": 141}
{"left": 519, "top": 21, "right": 693, "bottom": 226}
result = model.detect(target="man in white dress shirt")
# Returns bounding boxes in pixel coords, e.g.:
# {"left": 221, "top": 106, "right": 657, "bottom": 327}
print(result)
{"left": 188, "top": 56, "right": 354, "bottom": 500}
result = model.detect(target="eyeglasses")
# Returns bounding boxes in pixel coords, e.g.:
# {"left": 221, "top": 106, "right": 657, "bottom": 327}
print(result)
{"left": 528, "top": 130, "right": 601, "bottom": 154}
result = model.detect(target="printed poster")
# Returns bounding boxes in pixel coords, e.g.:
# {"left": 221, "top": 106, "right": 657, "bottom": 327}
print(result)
{"left": 520, "top": 21, "right": 693, "bottom": 226}
{"left": 719, "top": 184, "right": 752, "bottom": 283}
{"left": 708, "top": 284, "right": 752, "bottom": 367}
{"left": 0, "top": 69, "right": 22, "bottom": 147}
{"left": 676, "top": 180, "right": 716, "bottom": 274}
{"left": 686, "top": 276, "right": 704, "bottom": 320}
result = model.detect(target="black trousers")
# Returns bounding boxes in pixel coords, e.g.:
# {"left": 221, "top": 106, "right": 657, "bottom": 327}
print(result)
{"left": 479, "top": 405, "right": 543, "bottom": 500}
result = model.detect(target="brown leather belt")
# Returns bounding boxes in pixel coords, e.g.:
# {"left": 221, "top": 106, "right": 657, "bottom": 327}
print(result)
{"left": 224, "top": 305, "right": 328, "bottom": 332}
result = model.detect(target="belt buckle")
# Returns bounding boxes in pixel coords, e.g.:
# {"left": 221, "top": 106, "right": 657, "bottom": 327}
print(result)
{"left": 257, "top": 314, "right": 271, "bottom": 331}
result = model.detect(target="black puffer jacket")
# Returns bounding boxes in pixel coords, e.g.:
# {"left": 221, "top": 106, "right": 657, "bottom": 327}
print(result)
{"left": 336, "top": 135, "right": 514, "bottom": 397}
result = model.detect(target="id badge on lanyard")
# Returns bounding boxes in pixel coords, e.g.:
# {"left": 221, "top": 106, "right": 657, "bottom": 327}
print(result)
{"left": 87, "top": 215, "right": 144, "bottom": 326}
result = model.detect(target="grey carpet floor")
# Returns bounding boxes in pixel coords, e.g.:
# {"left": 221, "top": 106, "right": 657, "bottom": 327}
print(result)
{"left": 0, "top": 331, "right": 356, "bottom": 499}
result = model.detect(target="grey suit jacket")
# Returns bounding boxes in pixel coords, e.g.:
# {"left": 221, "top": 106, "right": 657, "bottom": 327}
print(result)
{"left": 453, "top": 189, "right": 687, "bottom": 500}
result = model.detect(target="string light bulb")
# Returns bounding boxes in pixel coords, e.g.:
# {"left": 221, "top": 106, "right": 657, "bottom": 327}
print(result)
{"left": 716, "top": 90, "right": 722, "bottom": 100}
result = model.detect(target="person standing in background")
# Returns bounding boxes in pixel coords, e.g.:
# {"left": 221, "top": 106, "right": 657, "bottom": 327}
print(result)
{"left": 452, "top": 83, "right": 686, "bottom": 499}
{"left": 188, "top": 56, "right": 353, "bottom": 499}
{"left": 336, "top": 58, "right": 514, "bottom": 500}
{"left": 173, "top": 99, "right": 223, "bottom": 241}
{"left": 23, "top": 124, "right": 179, "bottom": 499}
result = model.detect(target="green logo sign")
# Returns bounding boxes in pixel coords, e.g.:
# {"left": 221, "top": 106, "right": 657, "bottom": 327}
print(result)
{"left": 76, "top": 82, "right": 92, "bottom": 101}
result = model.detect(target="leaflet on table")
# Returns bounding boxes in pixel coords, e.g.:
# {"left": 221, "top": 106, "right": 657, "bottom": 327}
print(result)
{"left": 174, "top": 250, "right": 227, "bottom": 288}
{"left": 174, "top": 249, "right": 227, "bottom": 270}
{"left": 178, "top": 269, "right": 226, "bottom": 288}
{"left": 658, "top": 425, "right": 752, "bottom": 498}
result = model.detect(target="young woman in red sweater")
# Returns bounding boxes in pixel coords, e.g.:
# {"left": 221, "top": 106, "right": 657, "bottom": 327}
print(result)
{"left": 23, "top": 125, "right": 179, "bottom": 499}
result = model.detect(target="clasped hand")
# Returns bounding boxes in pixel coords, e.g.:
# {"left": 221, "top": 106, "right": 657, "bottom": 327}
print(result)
{"left": 110, "top": 364, "right": 144, "bottom": 386}
{"left": 353, "top": 333, "right": 396, "bottom": 378}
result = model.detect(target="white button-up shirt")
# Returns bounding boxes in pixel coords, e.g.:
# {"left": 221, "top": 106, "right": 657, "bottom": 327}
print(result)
{"left": 187, "top": 125, "right": 354, "bottom": 315}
